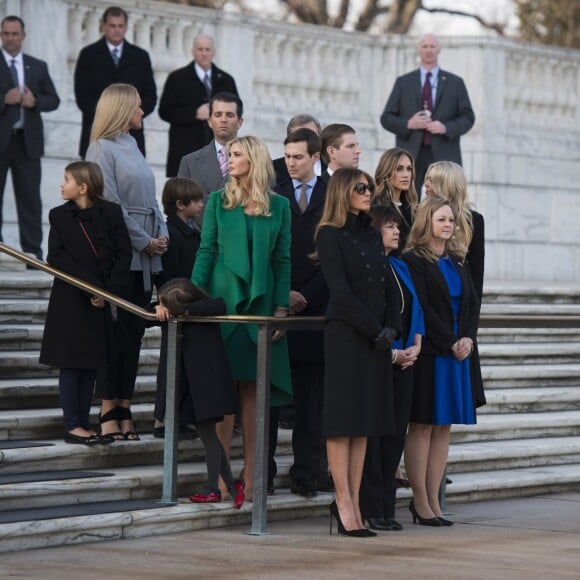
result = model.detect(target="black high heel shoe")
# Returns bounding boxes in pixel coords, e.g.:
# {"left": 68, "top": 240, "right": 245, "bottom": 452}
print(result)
{"left": 329, "top": 501, "right": 376, "bottom": 537}
{"left": 437, "top": 516, "right": 454, "bottom": 526}
{"left": 408, "top": 500, "right": 442, "bottom": 527}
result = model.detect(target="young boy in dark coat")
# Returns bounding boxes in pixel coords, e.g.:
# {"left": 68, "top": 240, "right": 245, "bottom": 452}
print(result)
{"left": 153, "top": 178, "right": 204, "bottom": 437}
{"left": 40, "top": 161, "right": 132, "bottom": 444}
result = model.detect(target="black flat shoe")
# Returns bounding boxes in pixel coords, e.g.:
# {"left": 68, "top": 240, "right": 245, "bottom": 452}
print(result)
{"left": 367, "top": 517, "right": 403, "bottom": 531}
{"left": 64, "top": 432, "right": 101, "bottom": 445}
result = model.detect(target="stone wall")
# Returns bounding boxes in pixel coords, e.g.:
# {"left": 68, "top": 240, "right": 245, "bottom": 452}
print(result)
{"left": 2, "top": 0, "right": 579, "bottom": 282}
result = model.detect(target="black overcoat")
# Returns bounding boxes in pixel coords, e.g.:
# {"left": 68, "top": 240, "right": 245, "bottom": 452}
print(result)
{"left": 39, "top": 200, "right": 132, "bottom": 369}
{"left": 317, "top": 212, "right": 398, "bottom": 437}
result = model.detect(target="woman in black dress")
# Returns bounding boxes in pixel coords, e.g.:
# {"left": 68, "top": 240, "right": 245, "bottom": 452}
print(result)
{"left": 315, "top": 168, "right": 399, "bottom": 537}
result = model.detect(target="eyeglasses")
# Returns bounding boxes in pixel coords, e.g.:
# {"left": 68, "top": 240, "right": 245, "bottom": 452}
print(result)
{"left": 354, "top": 182, "right": 374, "bottom": 195}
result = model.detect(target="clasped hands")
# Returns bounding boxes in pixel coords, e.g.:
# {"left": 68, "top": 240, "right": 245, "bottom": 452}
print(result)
{"left": 5, "top": 86, "right": 36, "bottom": 108}
{"left": 394, "top": 345, "right": 421, "bottom": 370}
{"left": 146, "top": 236, "right": 169, "bottom": 256}
{"left": 451, "top": 337, "right": 474, "bottom": 361}
{"left": 407, "top": 111, "right": 446, "bottom": 135}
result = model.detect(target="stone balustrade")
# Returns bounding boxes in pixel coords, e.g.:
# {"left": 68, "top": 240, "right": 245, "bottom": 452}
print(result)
{"left": 2, "top": 0, "right": 579, "bottom": 283}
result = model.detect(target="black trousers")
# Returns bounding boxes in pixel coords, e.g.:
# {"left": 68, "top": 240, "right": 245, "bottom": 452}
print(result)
{"left": 414, "top": 144, "right": 434, "bottom": 200}
{"left": 59, "top": 368, "right": 96, "bottom": 431}
{"left": 97, "top": 271, "right": 150, "bottom": 401}
{"left": 0, "top": 131, "right": 43, "bottom": 258}
{"left": 360, "top": 366, "right": 414, "bottom": 520}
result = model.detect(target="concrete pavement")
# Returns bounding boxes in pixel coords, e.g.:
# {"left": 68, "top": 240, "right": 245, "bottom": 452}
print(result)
{"left": 1, "top": 492, "right": 579, "bottom": 579}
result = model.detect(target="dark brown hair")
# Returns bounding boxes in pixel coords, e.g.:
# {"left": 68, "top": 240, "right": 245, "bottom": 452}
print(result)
{"left": 65, "top": 161, "right": 104, "bottom": 203}
{"left": 161, "top": 177, "right": 204, "bottom": 215}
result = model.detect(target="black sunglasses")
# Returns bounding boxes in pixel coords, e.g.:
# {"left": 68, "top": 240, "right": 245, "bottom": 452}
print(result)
{"left": 354, "top": 182, "right": 374, "bottom": 195}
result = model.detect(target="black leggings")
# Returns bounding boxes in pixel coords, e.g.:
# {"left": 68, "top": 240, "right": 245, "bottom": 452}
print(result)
{"left": 197, "top": 420, "right": 235, "bottom": 493}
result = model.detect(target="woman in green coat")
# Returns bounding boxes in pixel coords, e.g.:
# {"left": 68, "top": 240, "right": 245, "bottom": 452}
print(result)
{"left": 192, "top": 135, "right": 292, "bottom": 497}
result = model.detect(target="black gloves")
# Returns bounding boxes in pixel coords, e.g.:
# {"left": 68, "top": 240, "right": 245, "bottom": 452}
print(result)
{"left": 373, "top": 327, "right": 399, "bottom": 351}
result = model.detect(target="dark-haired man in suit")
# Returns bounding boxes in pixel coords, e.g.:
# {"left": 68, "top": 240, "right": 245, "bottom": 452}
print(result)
{"left": 0, "top": 15, "right": 60, "bottom": 260}
{"left": 177, "top": 92, "right": 243, "bottom": 228}
{"left": 273, "top": 114, "right": 326, "bottom": 185}
{"left": 74, "top": 6, "right": 157, "bottom": 158}
{"left": 272, "top": 128, "right": 331, "bottom": 497}
{"left": 319, "top": 123, "right": 360, "bottom": 184}
{"left": 380, "top": 34, "right": 475, "bottom": 195}
{"left": 159, "top": 34, "right": 239, "bottom": 177}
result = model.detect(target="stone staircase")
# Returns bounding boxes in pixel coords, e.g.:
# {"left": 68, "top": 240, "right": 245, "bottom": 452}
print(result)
{"left": 1, "top": 256, "right": 580, "bottom": 552}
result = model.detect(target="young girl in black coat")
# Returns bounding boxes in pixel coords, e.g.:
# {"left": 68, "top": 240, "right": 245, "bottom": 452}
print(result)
{"left": 155, "top": 278, "right": 244, "bottom": 509}
{"left": 39, "top": 161, "right": 132, "bottom": 445}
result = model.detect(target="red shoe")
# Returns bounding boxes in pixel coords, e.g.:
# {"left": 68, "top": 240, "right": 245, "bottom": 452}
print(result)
{"left": 189, "top": 489, "right": 222, "bottom": 503}
{"left": 231, "top": 480, "right": 245, "bottom": 510}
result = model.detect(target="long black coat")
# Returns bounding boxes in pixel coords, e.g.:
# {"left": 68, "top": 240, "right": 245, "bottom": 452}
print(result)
{"left": 317, "top": 212, "right": 398, "bottom": 437}
{"left": 403, "top": 251, "right": 485, "bottom": 422}
{"left": 39, "top": 200, "right": 132, "bottom": 369}
{"left": 158, "top": 62, "right": 238, "bottom": 177}
{"left": 74, "top": 38, "right": 157, "bottom": 158}
{"left": 467, "top": 210, "right": 485, "bottom": 304}
{"left": 274, "top": 177, "right": 328, "bottom": 363}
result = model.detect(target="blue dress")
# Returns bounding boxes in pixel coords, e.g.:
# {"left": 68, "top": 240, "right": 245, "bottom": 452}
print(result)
{"left": 432, "top": 257, "right": 475, "bottom": 425}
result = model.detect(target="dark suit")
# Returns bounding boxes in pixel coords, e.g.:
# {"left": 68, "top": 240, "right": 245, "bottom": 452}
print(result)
{"left": 158, "top": 62, "right": 238, "bottom": 177}
{"left": 273, "top": 177, "right": 329, "bottom": 487}
{"left": 273, "top": 156, "right": 327, "bottom": 186}
{"left": 381, "top": 68, "right": 475, "bottom": 193}
{"left": 177, "top": 140, "right": 225, "bottom": 227}
{"left": 467, "top": 210, "right": 485, "bottom": 304}
{"left": 0, "top": 53, "right": 59, "bottom": 258}
{"left": 74, "top": 37, "right": 157, "bottom": 158}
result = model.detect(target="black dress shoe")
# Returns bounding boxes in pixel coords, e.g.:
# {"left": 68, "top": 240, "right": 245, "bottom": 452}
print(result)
{"left": 64, "top": 432, "right": 101, "bottom": 445}
{"left": 366, "top": 517, "right": 403, "bottom": 531}
{"left": 290, "top": 481, "right": 318, "bottom": 498}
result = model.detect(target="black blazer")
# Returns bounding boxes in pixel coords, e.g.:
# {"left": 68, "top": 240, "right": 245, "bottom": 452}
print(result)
{"left": 274, "top": 177, "right": 328, "bottom": 362}
{"left": 467, "top": 210, "right": 485, "bottom": 304}
{"left": 273, "top": 156, "right": 327, "bottom": 186}
{"left": 380, "top": 68, "right": 475, "bottom": 165}
{"left": 156, "top": 213, "right": 200, "bottom": 287}
{"left": 404, "top": 251, "right": 484, "bottom": 407}
{"left": 0, "top": 54, "right": 59, "bottom": 158}
{"left": 74, "top": 37, "right": 157, "bottom": 157}
{"left": 158, "top": 62, "right": 238, "bottom": 177}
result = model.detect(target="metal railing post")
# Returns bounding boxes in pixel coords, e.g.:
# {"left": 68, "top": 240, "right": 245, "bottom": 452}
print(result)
{"left": 161, "top": 319, "right": 181, "bottom": 503}
{"left": 248, "top": 322, "right": 272, "bottom": 535}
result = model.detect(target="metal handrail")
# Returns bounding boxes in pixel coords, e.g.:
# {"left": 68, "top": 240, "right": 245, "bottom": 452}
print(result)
{"left": 4, "top": 241, "right": 580, "bottom": 533}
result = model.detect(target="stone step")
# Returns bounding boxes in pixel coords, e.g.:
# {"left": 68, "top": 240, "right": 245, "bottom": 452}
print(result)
{"left": 2, "top": 461, "right": 580, "bottom": 554}
{"left": 0, "top": 376, "right": 158, "bottom": 409}
{"left": 478, "top": 342, "right": 580, "bottom": 365}
{"left": 477, "top": 327, "right": 580, "bottom": 344}
{"left": 481, "top": 302, "right": 580, "bottom": 316}
{"left": 480, "top": 386, "right": 580, "bottom": 413}
{"left": 0, "top": 271, "right": 52, "bottom": 298}
{"left": 0, "top": 427, "right": 293, "bottom": 474}
{"left": 482, "top": 363, "right": 580, "bottom": 388}
{"left": 483, "top": 282, "right": 580, "bottom": 305}
{"left": 0, "top": 324, "right": 161, "bottom": 351}
{"left": 451, "top": 410, "right": 580, "bottom": 443}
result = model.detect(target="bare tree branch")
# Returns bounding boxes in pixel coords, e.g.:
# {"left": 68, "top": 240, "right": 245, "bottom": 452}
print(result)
{"left": 422, "top": 7, "right": 506, "bottom": 36}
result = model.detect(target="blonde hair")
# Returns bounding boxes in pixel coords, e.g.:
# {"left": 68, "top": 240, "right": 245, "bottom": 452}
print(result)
{"left": 89, "top": 84, "right": 140, "bottom": 143}
{"left": 405, "top": 197, "right": 455, "bottom": 262}
{"left": 425, "top": 161, "right": 472, "bottom": 258}
{"left": 315, "top": 167, "right": 374, "bottom": 239}
{"left": 222, "top": 136, "right": 274, "bottom": 216}
{"left": 374, "top": 148, "right": 419, "bottom": 213}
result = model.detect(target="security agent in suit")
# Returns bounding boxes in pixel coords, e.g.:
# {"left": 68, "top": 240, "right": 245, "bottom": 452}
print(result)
{"left": 0, "top": 15, "right": 60, "bottom": 260}
{"left": 159, "top": 34, "right": 239, "bottom": 177}
{"left": 272, "top": 114, "right": 326, "bottom": 185}
{"left": 177, "top": 92, "right": 243, "bottom": 228}
{"left": 380, "top": 34, "right": 475, "bottom": 195}
{"left": 271, "top": 128, "right": 330, "bottom": 496}
{"left": 74, "top": 6, "right": 157, "bottom": 158}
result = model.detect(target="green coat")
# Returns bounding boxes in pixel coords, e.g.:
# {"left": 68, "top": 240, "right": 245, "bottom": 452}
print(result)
{"left": 192, "top": 190, "right": 292, "bottom": 403}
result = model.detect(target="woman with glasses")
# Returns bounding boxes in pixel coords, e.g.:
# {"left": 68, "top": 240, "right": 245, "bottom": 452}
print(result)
{"left": 314, "top": 168, "right": 400, "bottom": 537}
